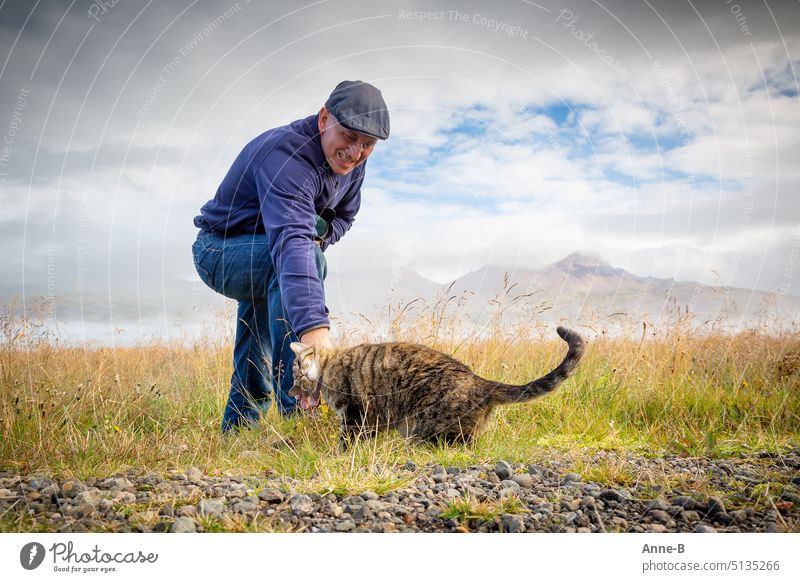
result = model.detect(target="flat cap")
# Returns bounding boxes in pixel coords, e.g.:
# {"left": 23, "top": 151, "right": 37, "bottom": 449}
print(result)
{"left": 325, "top": 80, "right": 390, "bottom": 140}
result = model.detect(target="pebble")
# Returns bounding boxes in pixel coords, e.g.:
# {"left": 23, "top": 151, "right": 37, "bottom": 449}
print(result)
{"left": 2, "top": 450, "right": 797, "bottom": 533}
{"left": 511, "top": 474, "right": 534, "bottom": 488}
{"left": 60, "top": 479, "right": 86, "bottom": 499}
{"left": 198, "top": 498, "right": 225, "bottom": 519}
{"left": 693, "top": 524, "right": 716, "bottom": 533}
{"left": 170, "top": 517, "right": 196, "bottom": 533}
{"left": 598, "top": 489, "right": 627, "bottom": 504}
{"left": 645, "top": 498, "right": 670, "bottom": 512}
{"left": 334, "top": 519, "right": 355, "bottom": 532}
{"left": 648, "top": 510, "right": 670, "bottom": 524}
{"left": 500, "top": 514, "right": 525, "bottom": 533}
{"left": 494, "top": 461, "right": 513, "bottom": 481}
{"left": 704, "top": 496, "right": 726, "bottom": 517}
{"left": 186, "top": 468, "right": 204, "bottom": 483}
{"left": 671, "top": 496, "right": 695, "bottom": 509}
{"left": 289, "top": 494, "right": 315, "bottom": 517}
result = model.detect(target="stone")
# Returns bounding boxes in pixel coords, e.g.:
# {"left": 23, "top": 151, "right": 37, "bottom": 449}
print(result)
{"left": 176, "top": 505, "right": 197, "bottom": 518}
{"left": 29, "top": 478, "right": 53, "bottom": 490}
{"left": 198, "top": 498, "right": 225, "bottom": 519}
{"left": 72, "top": 503, "right": 96, "bottom": 519}
{"left": 682, "top": 510, "right": 700, "bottom": 522}
{"left": 141, "top": 473, "right": 164, "bottom": 486}
{"left": 258, "top": 489, "right": 284, "bottom": 504}
{"left": 704, "top": 496, "right": 726, "bottom": 517}
{"left": 432, "top": 473, "right": 448, "bottom": 484}
{"left": 598, "top": 489, "right": 627, "bottom": 504}
{"left": 729, "top": 509, "right": 747, "bottom": 523}
{"left": 361, "top": 491, "right": 379, "bottom": 501}
{"left": 563, "top": 472, "right": 582, "bottom": 483}
{"left": 644, "top": 498, "right": 670, "bottom": 512}
{"left": 74, "top": 490, "right": 102, "bottom": 507}
{"left": 500, "top": 514, "right": 525, "bottom": 533}
{"left": 444, "top": 489, "right": 460, "bottom": 498}
{"left": 113, "top": 491, "right": 137, "bottom": 504}
{"left": 61, "top": 479, "right": 86, "bottom": 499}
{"left": 403, "top": 461, "right": 416, "bottom": 471}
{"left": 671, "top": 496, "right": 695, "bottom": 510}
{"left": 647, "top": 524, "right": 668, "bottom": 533}
{"left": 352, "top": 505, "right": 373, "bottom": 521}
{"left": 561, "top": 499, "right": 581, "bottom": 512}
{"left": 170, "top": 517, "right": 196, "bottom": 533}
{"left": 694, "top": 524, "right": 716, "bottom": 533}
{"left": 289, "top": 494, "right": 314, "bottom": 517}
{"left": 233, "top": 501, "right": 258, "bottom": 514}
{"left": 464, "top": 486, "right": 487, "bottom": 501}
{"left": 511, "top": 474, "right": 534, "bottom": 488}
{"left": 648, "top": 510, "right": 670, "bottom": 523}
{"left": 334, "top": 519, "right": 355, "bottom": 532}
{"left": 494, "top": 461, "right": 513, "bottom": 481}
{"left": 101, "top": 477, "right": 134, "bottom": 490}
{"left": 186, "top": 468, "right": 204, "bottom": 483}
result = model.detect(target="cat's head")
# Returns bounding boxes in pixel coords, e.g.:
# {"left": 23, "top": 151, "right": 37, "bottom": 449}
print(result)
{"left": 289, "top": 342, "right": 324, "bottom": 410}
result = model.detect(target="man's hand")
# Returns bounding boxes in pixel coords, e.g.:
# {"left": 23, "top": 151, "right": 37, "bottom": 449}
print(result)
{"left": 300, "top": 327, "right": 333, "bottom": 348}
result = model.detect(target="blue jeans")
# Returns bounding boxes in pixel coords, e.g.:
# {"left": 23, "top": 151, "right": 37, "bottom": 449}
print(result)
{"left": 191, "top": 228, "right": 327, "bottom": 433}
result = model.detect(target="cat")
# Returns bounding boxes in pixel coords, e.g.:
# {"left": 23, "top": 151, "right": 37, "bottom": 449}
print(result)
{"left": 288, "top": 326, "right": 585, "bottom": 446}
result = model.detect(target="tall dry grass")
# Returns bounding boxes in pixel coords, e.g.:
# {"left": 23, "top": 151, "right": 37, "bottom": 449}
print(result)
{"left": 1, "top": 293, "right": 799, "bottom": 495}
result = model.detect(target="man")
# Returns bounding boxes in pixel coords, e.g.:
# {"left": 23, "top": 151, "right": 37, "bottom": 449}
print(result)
{"left": 192, "top": 80, "right": 389, "bottom": 433}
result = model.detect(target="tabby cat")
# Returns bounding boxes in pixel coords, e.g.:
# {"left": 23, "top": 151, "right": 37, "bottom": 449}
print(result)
{"left": 289, "top": 326, "right": 584, "bottom": 446}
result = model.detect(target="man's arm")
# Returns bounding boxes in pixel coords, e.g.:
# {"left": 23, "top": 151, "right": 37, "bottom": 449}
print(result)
{"left": 320, "top": 167, "right": 364, "bottom": 249}
{"left": 255, "top": 147, "right": 330, "bottom": 339}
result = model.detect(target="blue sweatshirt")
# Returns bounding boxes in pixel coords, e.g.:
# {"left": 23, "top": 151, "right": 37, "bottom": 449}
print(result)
{"left": 196, "top": 114, "right": 365, "bottom": 337}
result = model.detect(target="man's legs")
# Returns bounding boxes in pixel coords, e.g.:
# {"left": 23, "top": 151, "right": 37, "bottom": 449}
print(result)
{"left": 192, "top": 230, "right": 328, "bottom": 431}
{"left": 269, "top": 244, "right": 328, "bottom": 414}
{"left": 192, "top": 229, "right": 274, "bottom": 433}
{"left": 221, "top": 298, "right": 272, "bottom": 432}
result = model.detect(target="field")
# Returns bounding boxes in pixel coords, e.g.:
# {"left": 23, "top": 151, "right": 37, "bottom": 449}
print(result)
{"left": 1, "top": 300, "right": 799, "bottom": 532}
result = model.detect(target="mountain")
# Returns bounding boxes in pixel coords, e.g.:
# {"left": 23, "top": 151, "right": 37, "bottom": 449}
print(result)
{"left": 328, "top": 253, "right": 800, "bottom": 333}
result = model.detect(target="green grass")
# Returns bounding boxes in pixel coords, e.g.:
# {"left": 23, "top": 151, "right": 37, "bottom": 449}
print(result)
{"left": 440, "top": 494, "right": 528, "bottom": 529}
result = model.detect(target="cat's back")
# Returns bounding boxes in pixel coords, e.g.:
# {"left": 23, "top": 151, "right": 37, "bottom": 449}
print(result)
{"left": 341, "top": 341, "right": 470, "bottom": 375}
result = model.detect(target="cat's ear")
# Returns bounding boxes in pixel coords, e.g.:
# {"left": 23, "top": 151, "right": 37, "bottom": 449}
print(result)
{"left": 290, "top": 342, "right": 308, "bottom": 356}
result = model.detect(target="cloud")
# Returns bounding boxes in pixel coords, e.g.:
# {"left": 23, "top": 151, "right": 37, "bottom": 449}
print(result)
{"left": 1, "top": 0, "right": 799, "bottom": 341}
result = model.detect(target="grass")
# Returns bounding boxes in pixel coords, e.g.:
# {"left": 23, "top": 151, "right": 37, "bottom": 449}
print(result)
{"left": 1, "top": 296, "right": 799, "bottom": 500}
{"left": 440, "top": 494, "right": 528, "bottom": 529}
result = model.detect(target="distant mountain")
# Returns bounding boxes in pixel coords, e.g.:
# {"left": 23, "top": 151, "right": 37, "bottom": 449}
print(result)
{"left": 327, "top": 252, "right": 800, "bottom": 332}
{"left": 11, "top": 252, "right": 799, "bottom": 344}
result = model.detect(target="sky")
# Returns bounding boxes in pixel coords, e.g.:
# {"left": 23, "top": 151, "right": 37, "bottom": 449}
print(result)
{"left": 0, "top": 0, "right": 798, "bottom": 343}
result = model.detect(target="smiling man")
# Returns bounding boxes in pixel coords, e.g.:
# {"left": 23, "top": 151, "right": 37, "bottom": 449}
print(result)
{"left": 192, "top": 80, "right": 390, "bottom": 433}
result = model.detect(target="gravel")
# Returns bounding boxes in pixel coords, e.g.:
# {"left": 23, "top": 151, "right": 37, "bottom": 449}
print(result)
{"left": 2, "top": 449, "right": 798, "bottom": 533}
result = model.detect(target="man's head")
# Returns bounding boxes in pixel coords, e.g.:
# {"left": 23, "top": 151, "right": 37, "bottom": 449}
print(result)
{"left": 318, "top": 80, "right": 389, "bottom": 175}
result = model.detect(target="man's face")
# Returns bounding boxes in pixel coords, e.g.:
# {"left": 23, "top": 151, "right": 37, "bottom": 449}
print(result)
{"left": 318, "top": 106, "right": 378, "bottom": 175}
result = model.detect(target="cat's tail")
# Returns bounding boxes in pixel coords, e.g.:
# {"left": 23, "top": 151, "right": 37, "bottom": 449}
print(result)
{"left": 489, "top": 326, "right": 585, "bottom": 405}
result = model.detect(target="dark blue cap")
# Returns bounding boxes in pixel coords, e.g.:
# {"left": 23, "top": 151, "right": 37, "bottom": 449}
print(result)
{"left": 325, "top": 80, "right": 390, "bottom": 140}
